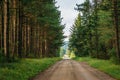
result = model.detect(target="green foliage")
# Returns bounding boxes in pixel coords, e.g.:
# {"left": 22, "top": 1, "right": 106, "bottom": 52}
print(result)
{"left": 109, "top": 48, "right": 120, "bottom": 64}
{"left": 0, "top": 49, "right": 19, "bottom": 63}
{"left": 70, "top": 51, "right": 76, "bottom": 59}
{"left": 23, "top": 0, "right": 64, "bottom": 57}
{"left": 74, "top": 57, "right": 120, "bottom": 80}
{"left": 60, "top": 48, "right": 66, "bottom": 57}
{"left": 0, "top": 0, "right": 64, "bottom": 59}
{"left": 69, "top": 0, "right": 93, "bottom": 57}
{"left": 69, "top": 0, "right": 119, "bottom": 61}
{"left": 0, "top": 58, "right": 61, "bottom": 80}
{"left": 0, "top": 49, "right": 5, "bottom": 63}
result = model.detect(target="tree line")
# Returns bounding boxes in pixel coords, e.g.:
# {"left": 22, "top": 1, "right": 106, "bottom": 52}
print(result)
{"left": 0, "top": 0, "right": 64, "bottom": 62}
{"left": 69, "top": 0, "right": 120, "bottom": 63}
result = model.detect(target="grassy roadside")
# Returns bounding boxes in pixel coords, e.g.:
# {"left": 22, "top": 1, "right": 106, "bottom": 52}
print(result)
{"left": 74, "top": 57, "right": 120, "bottom": 80}
{"left": 0, "top": 57, "right": 61, "bottom": 80}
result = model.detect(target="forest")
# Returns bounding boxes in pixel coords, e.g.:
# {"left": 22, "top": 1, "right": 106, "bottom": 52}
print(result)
{"left": 0, "top": 0, "right": 120, "bottom": 80}
{"left": 0, "top": 0, "right": 64, "bottom": 62}
{"left": 69, "top": 0, "right": 120, "bottom": 64}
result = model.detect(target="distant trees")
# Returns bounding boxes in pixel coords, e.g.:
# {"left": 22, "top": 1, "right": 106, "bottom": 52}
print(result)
{"left": 0, "top": 0, "right": 64, "bottom": 62}
{"left": 69, "top": 0, "right": 120, "bottom": 63}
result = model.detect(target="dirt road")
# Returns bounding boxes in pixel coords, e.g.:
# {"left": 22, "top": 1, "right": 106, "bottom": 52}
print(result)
{"left": 32, "top": 60, "right": 116, "bottom": 80}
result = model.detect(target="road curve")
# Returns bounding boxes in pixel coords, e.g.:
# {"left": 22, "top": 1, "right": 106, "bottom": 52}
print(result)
{"left": 32, "top": 60, "right": 116, "bottom": 80}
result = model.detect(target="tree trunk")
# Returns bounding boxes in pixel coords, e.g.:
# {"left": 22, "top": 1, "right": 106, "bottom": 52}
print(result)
{"left": 12, "top": 0, "right": 17, "bottom": 58}
{"left": 18, "top": 0, "right": 22, "bottom": 58}
{"left": 4, "top": 0, "right": 10, "bottom": 61}
{"left": 94, "top": 0, "right": 99, "bottom": 58}
{"left": 113, "top": 0, "right": 120, "bottom": 62}
{"left": 1, "top": 1, "right": 4, "bottom": 54}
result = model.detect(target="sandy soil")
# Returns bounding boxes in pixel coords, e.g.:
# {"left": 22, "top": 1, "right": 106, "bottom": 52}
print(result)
{"left": 32, "top": 59, "right": 116, "bottom": 80}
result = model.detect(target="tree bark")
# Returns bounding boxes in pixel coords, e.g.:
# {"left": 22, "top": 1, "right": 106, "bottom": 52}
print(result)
{"left": 3, "top": 0, "right": 10, "bottom": 61}
{"left": 113, "top": 0, "right": 120, "bottom": 62}
{"left": 18, "top": 0, "right": 22, "bottom": 58}
{"left": 1, "top": 1, "right": 4, "bottom": 54}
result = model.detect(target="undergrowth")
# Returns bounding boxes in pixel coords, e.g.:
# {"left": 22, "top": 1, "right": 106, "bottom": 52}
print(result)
{"left": 0, "top": 57, "right": 61, "bottom": 80}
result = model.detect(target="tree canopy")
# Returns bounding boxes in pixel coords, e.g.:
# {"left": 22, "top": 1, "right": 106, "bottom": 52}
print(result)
{"left": 0, "top": 0, "right": 64, "bottom": 62}
{"left": 69, "top": 0, "right": 120, "bottom": 63}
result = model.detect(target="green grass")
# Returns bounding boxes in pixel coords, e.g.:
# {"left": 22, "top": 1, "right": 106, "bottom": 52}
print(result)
{"left": 74, "top": 57, "right": 120, "bottom": 80}
{"left": 0, "top": 57, "right": 61, "bottom": 80}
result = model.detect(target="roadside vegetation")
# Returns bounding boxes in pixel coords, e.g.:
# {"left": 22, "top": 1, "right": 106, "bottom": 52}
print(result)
{"left": 74, "top": 57, "right": 120, "bottom": 80}
{"left": 69, "top": 0, "right": 120, "bottom": 64}
{"left": 0, "top": 58, "right": 61, "bottom": 80}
